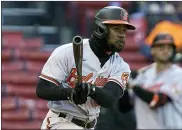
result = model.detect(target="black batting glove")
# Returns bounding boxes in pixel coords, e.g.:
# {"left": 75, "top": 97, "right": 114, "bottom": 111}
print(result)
{"left": 68, "top": 89, "right": 87, "bottom": 105}
{"left": 70, "top": 83, "right": 96, "bottom": 105}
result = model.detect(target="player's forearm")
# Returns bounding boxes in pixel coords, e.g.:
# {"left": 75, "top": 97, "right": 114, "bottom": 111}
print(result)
{"left": 36, "top": 78, "right": 72, "bottom": 101}
{"left": 118, "top": 90, "right": 133, "bottom": 113}
{"left": 133, "top": 85, "right": 171, "bottom": 108}
{"left": 89, "top": 87, "right": 115, "bottom": 108}
{"left": 89, "top": 81, "right": 124, "bottom": 108}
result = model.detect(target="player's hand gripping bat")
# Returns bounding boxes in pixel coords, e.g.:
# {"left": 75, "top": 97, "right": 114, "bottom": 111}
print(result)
{"left": 72, "top": 36, "right": 83, "bottom": 86}
{"left": 72, "top": 36, "right": 93, "bottom": 105}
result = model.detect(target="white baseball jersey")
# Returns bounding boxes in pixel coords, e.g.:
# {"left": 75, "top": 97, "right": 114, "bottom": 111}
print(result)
{"left": 132, "top": 63, "right": 182, "bottom": 129}
{"left": 39, "top": 39, "right": 130, "bottom": 121}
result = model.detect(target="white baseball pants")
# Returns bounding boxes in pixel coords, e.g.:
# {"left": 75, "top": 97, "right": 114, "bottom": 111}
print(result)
{"left": 41, "top": 110, "right": 94, "bottom": 129}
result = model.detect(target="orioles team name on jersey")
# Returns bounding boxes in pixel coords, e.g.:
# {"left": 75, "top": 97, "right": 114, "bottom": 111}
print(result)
{"left": 66, "top": 68, "right": 108, "bottom": 88}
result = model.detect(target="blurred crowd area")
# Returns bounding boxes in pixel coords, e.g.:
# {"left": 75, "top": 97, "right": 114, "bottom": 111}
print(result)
{"left": 1, "top": 1, "right": 182, "bottom": 130}
{"left": 2, "top": 1, "right": 182, "bottom": 60}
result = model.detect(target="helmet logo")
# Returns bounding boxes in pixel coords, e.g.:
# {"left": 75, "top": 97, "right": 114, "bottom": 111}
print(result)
{"left": 120, "top": 10, "right": 128, "bottom": 21}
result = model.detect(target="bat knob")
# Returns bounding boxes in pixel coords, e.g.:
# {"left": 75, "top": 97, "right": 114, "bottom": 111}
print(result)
{"left": 73, "top": 36, "right": 83, "bottom": 45}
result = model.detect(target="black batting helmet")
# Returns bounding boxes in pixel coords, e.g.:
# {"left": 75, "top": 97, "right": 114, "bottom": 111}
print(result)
{"left": 93, "top": 6, "right": 136, "bottom": 39}
{"left": 151, "top": 33, "right": 176, "bottom": 61}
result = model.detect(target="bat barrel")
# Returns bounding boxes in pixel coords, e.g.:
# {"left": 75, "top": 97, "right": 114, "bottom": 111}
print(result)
{"left": 73, "top": 36, "right": 83, "bottom": 45}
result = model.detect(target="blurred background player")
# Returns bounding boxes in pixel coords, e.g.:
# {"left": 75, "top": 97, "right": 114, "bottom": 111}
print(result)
{"left": 126, "top": 33, "right": 182, "bottom": 129}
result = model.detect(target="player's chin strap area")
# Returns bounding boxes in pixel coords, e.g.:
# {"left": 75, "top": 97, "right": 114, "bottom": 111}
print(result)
{"left": 51, "top": 110, "right": 96, "bottom": 129}
{"left": 89, "top": 35, "right": 113, "bottom": 57}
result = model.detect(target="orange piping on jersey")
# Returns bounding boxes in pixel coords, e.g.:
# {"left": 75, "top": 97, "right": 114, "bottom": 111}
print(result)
{"left": 40, "top": 74, "right": 60, "bottom": 86}
{"left": 149, "top": 94, "right": 159, "bottom": 108}
{"left": 107, "top": 78, "right": 124, "bottom": 89}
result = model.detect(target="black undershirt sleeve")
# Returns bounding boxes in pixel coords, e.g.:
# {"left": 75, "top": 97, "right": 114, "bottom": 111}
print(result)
{"left": 36, "top": 78, "right": 72, "bottom": 101}
{"left": 37, "top": 78, "right": 124, "bottom": 108}
{"left": 118, "top": 90, "right": 133, "bottom": 113}
{"left": 89, "top": 81, "right": 124, "bottom": 108}
{"left": 133, "top": 85, "right": 172, "bottom": 108}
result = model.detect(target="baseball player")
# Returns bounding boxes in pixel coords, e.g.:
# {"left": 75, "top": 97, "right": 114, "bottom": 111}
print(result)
{"left": 127, "top": 33, "right": 182, "bottom": 129}
{"left": 36, "top": 6, "right": 135, "bottom": 129}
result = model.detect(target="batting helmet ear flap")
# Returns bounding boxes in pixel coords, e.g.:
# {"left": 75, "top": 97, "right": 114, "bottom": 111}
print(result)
{"left": 93, "top": 17, "right": 108, "bottom": 39}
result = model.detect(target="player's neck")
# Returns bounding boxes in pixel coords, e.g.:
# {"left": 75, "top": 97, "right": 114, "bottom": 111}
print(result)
{"left": 155, "top": 62, "right": 172, "bottom": 74}
{"left": 89, "top": 35, "right": 113, "bottom": 57}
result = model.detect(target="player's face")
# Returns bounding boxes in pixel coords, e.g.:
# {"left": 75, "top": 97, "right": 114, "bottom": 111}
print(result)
{"left": 107, "top": 24, "right": 127, "bottom": 52}
{"left": 151, "top": 44, "right": 174, "bottom": 63}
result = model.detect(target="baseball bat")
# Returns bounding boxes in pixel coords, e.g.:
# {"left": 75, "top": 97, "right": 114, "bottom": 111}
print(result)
{"left": 72, "top": 36, "right": 83, "bottom": 86}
